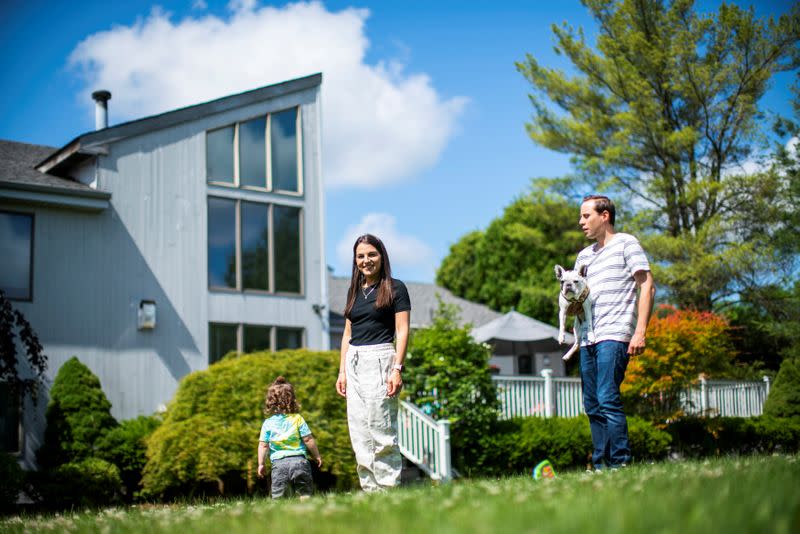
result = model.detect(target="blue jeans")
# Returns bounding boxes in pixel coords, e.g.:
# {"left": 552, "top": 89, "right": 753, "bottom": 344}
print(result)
{"left": 580, "top": 341, "right": 631, "bottom": 469}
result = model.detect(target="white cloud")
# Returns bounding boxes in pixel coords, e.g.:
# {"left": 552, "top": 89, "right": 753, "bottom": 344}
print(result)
{"left": 68, "top": 1, "right": 467, "bottom": 188}
{"left": 192, "top": 0, "right": 208, "bottom": 11}
{"left": 336, "top": 212, "right": 433, "bottom": 275}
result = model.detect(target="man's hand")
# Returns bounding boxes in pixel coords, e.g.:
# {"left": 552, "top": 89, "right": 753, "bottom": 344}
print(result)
{"left": 628, "top": 331, "right": 646, "bottom": 356}
{"left": 386, "top": 369, "right": 403, "bottom": 397}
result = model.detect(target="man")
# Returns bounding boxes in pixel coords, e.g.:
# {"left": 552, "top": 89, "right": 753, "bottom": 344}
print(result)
{"left": 575, "top": 195, "right": 655, "bottom": 470}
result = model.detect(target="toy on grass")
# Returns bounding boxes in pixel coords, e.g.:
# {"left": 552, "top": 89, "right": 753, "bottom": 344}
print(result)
{"left": 533, "top": 459, "right": 556, "bottom": 480}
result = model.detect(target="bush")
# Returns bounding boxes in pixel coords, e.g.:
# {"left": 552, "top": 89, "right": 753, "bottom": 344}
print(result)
{"left": 141, "top": 350, "right": 355, "bottom": 499}
{"left": 404, "top": 299, "right": 500, "bottom": 475}
{"left": 0, "top": 454, "right": 24, "bottom": 511}
{"left": 30, "top": 457, "right": 122, "bottom": 509}
{"left": 38, "top": 357, "right": 117, "bottom": 468}
{"left": 473, "top": 415, "right": 670, "bottom": 476}
{"left": 667, "top": 416, "right": 800, "bottom": 457}
{"left": 763, "top": 356, "right": 800, "bottom": 419}
{"left": 96, "top": 415, "right": 161, "bottom": 500}
{"left": 623, "top": 305, "right": 737, "bottom": 422}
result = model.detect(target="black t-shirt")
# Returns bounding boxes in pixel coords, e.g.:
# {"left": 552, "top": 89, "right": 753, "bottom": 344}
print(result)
{"left": 347, "top": 278, "right": 411, "bottom": 346}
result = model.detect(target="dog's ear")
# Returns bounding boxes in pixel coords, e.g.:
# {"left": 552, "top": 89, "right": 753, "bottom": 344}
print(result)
{"left": 578, "top": 264, "right": 588, "bottom": 278}
{"left": 554, "top": 265, "right": 564, "bottom": 280}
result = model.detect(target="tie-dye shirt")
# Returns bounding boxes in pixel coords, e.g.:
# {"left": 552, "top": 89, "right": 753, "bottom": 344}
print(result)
{"left": 259, "top": 413, "right": 312, "bottom": 462}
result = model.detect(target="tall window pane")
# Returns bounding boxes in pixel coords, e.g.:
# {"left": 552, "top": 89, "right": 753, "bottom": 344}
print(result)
{"left": 1, "top": 383, "right": 20, "bottom": 453}
{"left": 0, "top": 212, "right": 33, "bottom": 300}
{"left": 209, "top": 323, "right": 238, "bottom": 364}
{"left": 273, "top": 206, "right": 301, "bottom": 293}
{"left": 208, "top": 198, "right": 237, "bottom": 289}
{"left": 276, "top": 327, "right": 303, "bottom": 350}
{"left": 244, "top": 325, "right": 272, "bottom": 353}
{"left": 207, "top": 126, "right": 235, "bottom": 183}
{"left": 271, "top": 108, "right": 299, "bottom": 192}
{"left": 241, "top": 202, "right": 269, "bottom": 291}
{"left": 239, "top": 117, "right": 266, "bottom": 188}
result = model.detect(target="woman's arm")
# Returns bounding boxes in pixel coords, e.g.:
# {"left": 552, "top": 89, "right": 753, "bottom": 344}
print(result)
{"left": 387, "top": 310, "right": 410, "bottom": 397}
{"left": 335, "top": 319, "right": 352, "bottom": 398}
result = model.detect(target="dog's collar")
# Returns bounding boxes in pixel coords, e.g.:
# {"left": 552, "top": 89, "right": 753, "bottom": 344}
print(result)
{"left": 562, "top": 285, "right": 589, "bottom": 304}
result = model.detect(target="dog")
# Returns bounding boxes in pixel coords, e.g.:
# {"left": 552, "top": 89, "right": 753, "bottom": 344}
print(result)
{"left": 554, "top": 264, "right": 595, "bottom": 361}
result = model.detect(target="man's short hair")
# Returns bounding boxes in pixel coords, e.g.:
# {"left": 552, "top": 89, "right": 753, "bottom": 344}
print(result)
{"left": 583, "top": 195, "right": 616, "bottom": 226}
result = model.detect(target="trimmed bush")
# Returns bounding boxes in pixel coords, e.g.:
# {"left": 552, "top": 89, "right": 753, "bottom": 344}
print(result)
{"left": 141, "top": 350, "right": 355, "bottom": 499}
{"left": 30, "top": 457, "right": 122, "bottom": 509}
{"left": 763, "top": 357, "right": 800, "bottom": 419}
{"left": 473, "top": 415, "right": 671, "bottom": 475}
{"left": 0, "top": 454, "right": 24, "bottom": 511}
{"left": 667, "top": 416, "right": 800, "bottom": 457}
{"left": 38, "top": 357, "right": 117, "bottom": 468}
{"left": 96, "top": 415, "right": 161, "bottom": 500}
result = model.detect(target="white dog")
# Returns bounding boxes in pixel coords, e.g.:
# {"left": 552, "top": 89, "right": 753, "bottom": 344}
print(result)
{"left": 555, "top": 264, "right": 595, "bottom": 361}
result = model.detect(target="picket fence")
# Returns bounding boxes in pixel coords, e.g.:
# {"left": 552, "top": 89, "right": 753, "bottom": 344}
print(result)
{"left": 397, "top": 372, "right": 771, "bottom": 482}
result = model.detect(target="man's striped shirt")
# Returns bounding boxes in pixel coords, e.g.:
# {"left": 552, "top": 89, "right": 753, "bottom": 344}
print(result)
{"left": 574, "top": 233, "right": 650, "bottom": 346}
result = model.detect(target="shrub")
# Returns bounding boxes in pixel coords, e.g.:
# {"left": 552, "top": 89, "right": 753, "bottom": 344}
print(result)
{"left": 0, "top": 454, "right": 24, "bottom": 511}
{"left": 141, "top": 350, "right": 355, "bottom": 499}
{"left": 473, "top": 415, "right": 670, "bottom": 476}
{"left": 623, "top": 305, "right": 736, "bottom": 422}
{"left": 404, "top": 299, "right": 500, "bottom": 475}
{"left": 30, "top": 457, "right": 122, "bottom": 510}
{"left": 763, "top": 356, "right": 800, "bottom": 419}
{"left": 38, "top": 357, "right": 117, "bottom": 469}
{"left": 667, "top": 416, "right": 800, "bottom": 457}
{"left": 96, "top": 415, "right": 161, "bottom": 500}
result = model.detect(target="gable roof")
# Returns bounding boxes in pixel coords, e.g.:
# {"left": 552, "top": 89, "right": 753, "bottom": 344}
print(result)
{"left": 37, "top": 73, "right": 323, "bottom": 178}
{"left": 328, "top": 275, "right": 502, "bottom": 329}
{"left": 0, "top": 140, "right": 111, "bottom": 211}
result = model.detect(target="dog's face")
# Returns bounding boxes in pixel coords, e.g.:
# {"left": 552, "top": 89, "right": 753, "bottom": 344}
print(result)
{"left": 554, "top": 264, "right": 589, "bottom": 301}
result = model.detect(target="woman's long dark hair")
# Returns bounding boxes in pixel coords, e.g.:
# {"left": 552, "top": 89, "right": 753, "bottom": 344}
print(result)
{"left": 344, "top": 234, "right": 395, "bottom": 318}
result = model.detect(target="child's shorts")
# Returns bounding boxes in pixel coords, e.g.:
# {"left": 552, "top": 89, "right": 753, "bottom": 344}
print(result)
{"left": 271, "top": 455, "right": 313, "bottom": 498}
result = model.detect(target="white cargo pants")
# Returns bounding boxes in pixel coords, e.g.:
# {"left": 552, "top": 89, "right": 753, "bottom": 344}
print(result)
{"left": 345, "top": 343, "right": 402, "bottom": 491}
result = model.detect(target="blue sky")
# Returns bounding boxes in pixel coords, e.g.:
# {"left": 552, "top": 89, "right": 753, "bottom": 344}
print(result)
{"left": 1, "top": 0, "right": 795, "bottom": 283}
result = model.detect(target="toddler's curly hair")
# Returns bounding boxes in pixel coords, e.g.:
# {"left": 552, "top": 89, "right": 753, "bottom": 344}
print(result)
{"left": 265, "top": 376, "right": 300, "bottom": 415}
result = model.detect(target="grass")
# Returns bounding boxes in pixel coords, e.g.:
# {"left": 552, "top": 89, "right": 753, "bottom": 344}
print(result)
{"left": 3, "top": 455, "right": 799, "bottom": 534}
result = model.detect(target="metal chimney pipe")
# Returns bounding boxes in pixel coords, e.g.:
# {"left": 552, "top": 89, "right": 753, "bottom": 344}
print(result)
{"left": 91, "top": 90, "right": 112, "bottom": 130}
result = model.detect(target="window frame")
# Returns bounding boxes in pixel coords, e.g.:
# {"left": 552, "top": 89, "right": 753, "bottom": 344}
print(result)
{"left": 207, "top": 197, "right": 303, "bottom": 295}
{"left": 208, "top": 323, "right": 305, "bottom": 365}
{"left": 205, "top": 107, "right": 303, "bottom": 196}
{"left": 0, "top": 209, "right": 35, "bottom": 302}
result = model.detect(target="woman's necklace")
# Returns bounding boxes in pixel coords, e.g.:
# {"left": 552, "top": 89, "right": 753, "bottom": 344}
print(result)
{"left": 362, "top": 283, "right": 377, "bottom": 300}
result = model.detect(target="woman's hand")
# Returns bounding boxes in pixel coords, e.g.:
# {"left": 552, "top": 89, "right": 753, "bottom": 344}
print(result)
{"left": 386, "top": 369, "right": 403, "bottom": 397}
{"left": 336, "top": 372, "right": 347, "bottom": 398}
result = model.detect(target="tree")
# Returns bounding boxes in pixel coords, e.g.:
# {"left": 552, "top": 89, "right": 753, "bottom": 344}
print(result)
{"left": 436, "top": 185, "right": 585, "bottom": 325}
{"left": 0, "top": 290, "right": 47, "bottom": 401}
{"left": 763, "top": 355, "right": 800, "bottom": 419}
{"left": 404, "top": 299, "right": 500, "bottom": 474}
{"left": 517, "top": 0, "right": 800, "bottom": 309}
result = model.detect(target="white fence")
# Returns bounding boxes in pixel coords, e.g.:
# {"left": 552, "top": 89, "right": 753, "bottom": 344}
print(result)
{"left": 397, "top": 400, "right": 452, "bottom": 482}
{"left": 492, "top": 373, "right": 771, "bottom": 420}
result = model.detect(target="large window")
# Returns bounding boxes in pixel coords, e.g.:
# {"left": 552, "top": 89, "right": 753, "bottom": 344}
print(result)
{"left": 209, "top": 323, "right": 305, "bottom": 364}
{"left": 0, "top": 383, "right": 20, "bottom": 454}
{"left": 206, "top": 107, "right": 301, "bottom": 194}
{"left": 0, "top": 211, "right": 34, "bottom": 301}
{"left": 208, "top": 198, "right": 301, "bottom": 294}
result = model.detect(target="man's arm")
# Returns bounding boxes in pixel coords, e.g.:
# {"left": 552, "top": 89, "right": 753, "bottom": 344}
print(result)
{"left": 629, "top": 270, "right": 656, "bottom": 356}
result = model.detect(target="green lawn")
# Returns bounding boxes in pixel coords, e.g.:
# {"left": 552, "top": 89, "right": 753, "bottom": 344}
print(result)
{"left": 4, "top": 455, "right": 799, "bottom": 534}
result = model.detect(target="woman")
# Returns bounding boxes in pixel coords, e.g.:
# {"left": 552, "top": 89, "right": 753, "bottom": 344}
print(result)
{"left": 335, "top": 234, "right": 411, "bottom": 491}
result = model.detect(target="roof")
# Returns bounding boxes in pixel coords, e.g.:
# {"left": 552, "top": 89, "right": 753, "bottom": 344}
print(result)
{"left": 472, "top": 310, "right": 568, "bottom": 343}
{"left": 328, "top": 275, "right": 503, "bottom": 329}
{"left": 0, "top": 140, "right": 111, "bottom": 211}
{"left": 38, "top": 73, "right": 323, "bottom": 178}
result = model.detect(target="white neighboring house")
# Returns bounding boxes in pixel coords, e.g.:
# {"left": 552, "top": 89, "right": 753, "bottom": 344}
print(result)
{"left": 0, "top": 74, "right": 329, "bottom": 468}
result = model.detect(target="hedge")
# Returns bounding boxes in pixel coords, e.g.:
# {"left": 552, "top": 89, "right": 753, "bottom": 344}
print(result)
{"left": 96, "top": 414, "right": 161, "bottom": 500}
{"left": 141, "top": 350, "right": 356, "bottom": 499}
{"left": 29, "top": 457, "right": 123, "bottom": 509}
{"left": 666, "top": 415, "right": 800, "bottom": 457}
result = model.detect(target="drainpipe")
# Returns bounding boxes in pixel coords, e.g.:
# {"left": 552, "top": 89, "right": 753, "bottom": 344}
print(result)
{"left": 92, "top": 90, "right": 111, "bottom": 130}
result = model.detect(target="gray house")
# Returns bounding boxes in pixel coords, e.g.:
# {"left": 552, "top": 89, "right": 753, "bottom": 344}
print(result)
{"left": 1, "top": 74, "right": 328, "bottom": 467}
